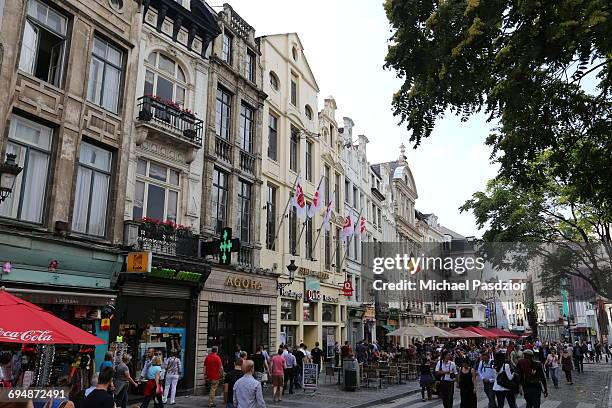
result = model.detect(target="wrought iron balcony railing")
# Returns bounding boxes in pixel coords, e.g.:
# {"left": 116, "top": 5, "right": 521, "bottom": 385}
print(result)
{"left": 124, "top": 219, "right": 200, "bottom": 257}
{"left": 137, "top": 95, "right": 203, "bottom": 147}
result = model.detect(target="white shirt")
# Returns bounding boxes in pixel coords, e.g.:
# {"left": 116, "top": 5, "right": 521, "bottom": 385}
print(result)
{"left": 546, "top": 354, "right": 559, "bottom": 369}
{"left": 436, "top": 360, "right": 457, "bottom": 382}
{"left": 493, "top": 363, "right": 514, "bottom": 391}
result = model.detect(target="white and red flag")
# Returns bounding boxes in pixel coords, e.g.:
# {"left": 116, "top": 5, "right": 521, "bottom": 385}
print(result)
{"left": 322, "top": 192, "right": 335, "bottom": 231}
{"left": 359, "top": 216, "right": 367, "bottom": 236}
{"left": 308, "top": 180, "right": 324, "bottom": 218}
{"left": 292, "top": 177, "right": 307, "bottom": 219}
{"left": 339, "top": 210, "right": 355, "bottom": 242}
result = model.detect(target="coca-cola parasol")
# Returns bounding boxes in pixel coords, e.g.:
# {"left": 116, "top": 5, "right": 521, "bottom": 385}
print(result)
{"left": 0, "top": 288, "right": 105, "bottom": 345}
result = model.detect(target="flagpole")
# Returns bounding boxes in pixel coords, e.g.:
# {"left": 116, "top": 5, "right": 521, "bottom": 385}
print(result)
{"left": 272, "top": 171, "right": 300, "bottom": 250}
{"left": 294, "top": 177, "right": 324, "bottom": 255}
{"left": 340, "top": 208, "right": 363, "bottom": 280}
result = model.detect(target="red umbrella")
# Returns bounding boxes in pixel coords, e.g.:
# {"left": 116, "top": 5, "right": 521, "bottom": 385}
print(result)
{"left": 0, "top": 288, "right": 105, "bottom": 345}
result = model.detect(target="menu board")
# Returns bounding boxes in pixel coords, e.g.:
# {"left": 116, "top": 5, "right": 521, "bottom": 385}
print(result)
{"left": 302, "top": 363, "right": 318, "bottom": 390}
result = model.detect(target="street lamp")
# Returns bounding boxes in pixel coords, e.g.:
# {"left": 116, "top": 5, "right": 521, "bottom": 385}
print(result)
{"left": 276, "top": 259, "right": 298, "bottom": 293}
{"left": 0, "top": 154, "right": 22, "bottom": 202}
{"left": 564, "top": 314, "right": 574, "bottom": 343}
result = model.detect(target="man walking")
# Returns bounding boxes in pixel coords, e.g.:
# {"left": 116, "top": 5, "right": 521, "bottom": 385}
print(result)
{"left": 572, "top": 342, "right": 583, "bottom": 373}
{"left": 224, "top": 358, "right": 244, "bottom": 408}
{"left": 233, "top": 360, "right": 266, "bottom": 408}
{"left": 477, "top": 351, "right": 497, "bottom": 408}
{"left": 311, "top": 342, "right": 324, "bottom": 375}
{"left": 517, "top": 350, "right": 547, "bottom": 408}
{"left": 282, "top": 346, "right": 296, "bottom": 394}
{"left": 204, "top": 346, "right": 224, "bottom": 408}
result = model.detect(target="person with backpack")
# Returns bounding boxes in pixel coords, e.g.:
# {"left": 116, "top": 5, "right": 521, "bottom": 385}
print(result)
{"left": 434, "top": 350, "right": 457, "bottom": 408}
{"left": 477, "top": 351, "right": 497, "bottom": 408}
{"left": 492, "top": 352, "right": 518, "bottom": 408}
{"left": 517, "top": 350, "right": 547, "bottom": 408}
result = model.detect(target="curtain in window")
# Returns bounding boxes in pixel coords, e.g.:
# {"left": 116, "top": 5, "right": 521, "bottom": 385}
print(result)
{"left": 19, "top": 21, "right": 38, "bottom": 74}
{"left": 72, "top": 166, "right": 92, "bottom": 233}
{"left": 103, "top": 65, "right": 120, "bottom": 113}
{"left": 87, "top": 58, "right": 104, "bottom": 106}
{"left": 88, "top": 172, "right": 109, "bottom": 236}
{"left": 20, "top": 149, "right": 48, "bottom": 223}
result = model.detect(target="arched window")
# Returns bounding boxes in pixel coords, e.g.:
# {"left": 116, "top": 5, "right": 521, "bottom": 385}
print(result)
{"left": 292, "top": 46, "right": 298, "bottom": 61}
{"left": 144, "top": 52, "right": 187, "bottom": 106}
{"left": 305, "top": 105, "right": 313, "bottom": 120}
{"left": 269, "top": 71, "right": 279, "bottom": 91}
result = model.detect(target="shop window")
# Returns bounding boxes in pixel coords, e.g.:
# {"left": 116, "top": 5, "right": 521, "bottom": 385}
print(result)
{"left": 19, "top": 0, "right": 68, "bottom": 87}
{"left": 239, "top": 103, "right": 254, "bottom": 153}
{"left": 237, "top": 180, "right": 251, "bottom": 243}
{"left": 322, "top": 304, "right": 336, "bottom": 322}
{"left": 215, "top": 87, "right": 232, "bottom": 140}
{"left": 280, "top": 325, "right": 296, "bottom": 347}
{"left": 87, "top": 37, "right": 123, "bottom": 113}
{"left": 281, "top": 299, "right": 296, "bottom": 321}
{"left": 460, "top": 308, "right": 473, "bottom": 318}
{"left": 303, "top": 302, "right": 315, "bottom": 322}
{"left": 133, "top": 159, "right": 179, "bottom": 223}
{"left": 322, "top": 326, "right": 336, "bottom": 358}
{"left": 0, "top": 115, "right": 52, "bottom": 224}
{"left": 72, "top": 142, "right": 112, "bottom": 236}
{"left": 211, "top": 168, "right": 228, "bottom": 234}
{"left": 266, "top": 184, "right": 277, "bottom": 250}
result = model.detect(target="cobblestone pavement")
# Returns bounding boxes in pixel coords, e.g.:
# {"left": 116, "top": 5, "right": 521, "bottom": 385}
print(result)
{"left": 372, "top": 361, "right": 612, "bottom": 408}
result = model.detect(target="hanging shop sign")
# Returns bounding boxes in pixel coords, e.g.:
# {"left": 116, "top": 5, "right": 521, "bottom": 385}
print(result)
{"left": 126, "top": 251, "right": 152, "bottom": 273}
{"left": 298, "top": 267, "right": 329, "bottom": 280}
{"left": 225, "top": 276, "right": 263, "bottom": 290}
{"left": 304, "top": 277, "right": 321, "bottom": 302}
{"left": 340, "top": 279, "right": 353, "bottom": 297}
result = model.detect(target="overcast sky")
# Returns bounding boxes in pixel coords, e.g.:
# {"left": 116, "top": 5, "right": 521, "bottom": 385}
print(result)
{"left": 217, "top": 0, "right": 499, "bottom": 237}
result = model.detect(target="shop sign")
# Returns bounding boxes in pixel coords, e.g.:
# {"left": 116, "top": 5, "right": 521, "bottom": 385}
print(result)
{"left": 364, "top": 306, "right": 376, "bottom": 320}
{"left": 298, "top": 267, "right": 329, "bottom": 280}
{"left": 322, "top": 295, "right": 339, "bottom": 303}
{"left": 302, "top": 363, "right": 318, "bottom": 390}
{"left": 340, "top": 280, "right": 353, "bottom": 297}
{"left": 149, "top": 267, "right": 203, "bottom": 282}
{"left": 126, "top": 251, "right": 152, "bottom": 273}
{"left": 0, "top": 329, "right": 54, "bottom": 342}
{"left": 225, "top": 276, "right": 263, "bottom": 290}
{"left": 281, "top": 289, "right": 303, "bottom": 300}
{"left": 304, "top": 277, "right": 321, "bottom": 302}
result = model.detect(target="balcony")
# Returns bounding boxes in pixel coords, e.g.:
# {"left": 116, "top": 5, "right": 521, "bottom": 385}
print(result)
{"left": 215, "top": 137, "right": 232, "bottom": 163}
{"left": 237, "top": 246, "right": 254, "bottom": 266}
{"left": 124, "top": 219, "right": 200, "bottom": 258}
{"left": 239, "top": 150, "right": 256, "bottom": 174}
{"left": 135, "top": 95, "right": 203, "bottom": 151}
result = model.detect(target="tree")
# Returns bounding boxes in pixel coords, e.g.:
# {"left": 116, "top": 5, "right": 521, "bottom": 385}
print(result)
{"left": 384, "top": 0, "right": 611, "bottom": 296}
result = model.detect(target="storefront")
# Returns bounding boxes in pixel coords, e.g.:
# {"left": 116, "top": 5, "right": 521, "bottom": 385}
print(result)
{"left": 195, "top": 267, "right": 278, "bottom": 391}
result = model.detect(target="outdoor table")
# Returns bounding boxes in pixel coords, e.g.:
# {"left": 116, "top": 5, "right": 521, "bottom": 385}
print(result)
{"left": 334, "top": 366, "right": 343, "bottom": 384}
{"left": 376, "top": 368, "right": 389, "bottom": 388}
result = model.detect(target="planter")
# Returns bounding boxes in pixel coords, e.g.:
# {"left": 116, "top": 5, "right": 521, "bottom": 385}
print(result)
{"left": 138, "top": 109, "right": 153, "bottom": 121}
{"left": 183, "top": 128, "right": 197, "bottom": 140}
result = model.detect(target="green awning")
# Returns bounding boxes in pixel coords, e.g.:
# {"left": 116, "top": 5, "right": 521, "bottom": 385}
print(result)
{"left": 382, "top": 325, "right": 395, "bottom": 332}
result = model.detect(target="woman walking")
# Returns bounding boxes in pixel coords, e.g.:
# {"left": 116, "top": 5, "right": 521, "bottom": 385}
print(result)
{"left": 493, "top": 352, "right": 518, "bottom": 408}
{"left": 115, "top": 354, "right": 139, "bottom": 408}
{"left": 458, "top": 358, "right": 477, "bottom": 408}
{"left": 545, "top": 348, "right": 560, "bottom": 389}
{"left": 141, "top": 356, "right": 163, "bottom": 408}
{"left": 162, "top": 351, "right": 181, "bottom": 405}
{"left": 419, "top": 356, "right": 433, "bottom": 401}
{"left": 270, "top": 348, "right": 286, "bottom": 402}
{"left": 560, "top": 347, "right": 573, "bottom": 385}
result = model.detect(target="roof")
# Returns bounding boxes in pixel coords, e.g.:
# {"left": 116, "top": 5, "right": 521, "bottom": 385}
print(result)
{"left": 438, "top": 225, "right": 465, "bottom": 239}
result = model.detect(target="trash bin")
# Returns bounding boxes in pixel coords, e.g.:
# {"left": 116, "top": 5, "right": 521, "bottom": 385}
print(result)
{"left": 343, "top": 358, "right": 359, "bottom": 390}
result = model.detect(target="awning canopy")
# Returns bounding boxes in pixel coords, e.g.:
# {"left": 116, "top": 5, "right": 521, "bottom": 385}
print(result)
{"left": 0, "top": 288, "right": 105, "bottom": 345}
{"left": 463, "top": 326, "right": 498, "bottom": 339}
{"left": 488, "top": 328, "right": 519, "bottom": 339}
{"left": 387, "top": 324, "right": 458, "bottom": 338}
{"left": 449, "top": 328, "right": 484, "bottom": 338}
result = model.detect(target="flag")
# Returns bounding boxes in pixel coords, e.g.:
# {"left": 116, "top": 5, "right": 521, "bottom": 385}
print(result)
{"left": 339, "top": 210, "right": 355, "bottom": 242}
{"left": 307, "top": 181, "right": 324, "bottom": 218}
{"left": 292, "top": 177, "right": 307, "bottom": 219}
{"left": 322, "top": 192, "right": 335, "bottom": 232}
{"left": 359, "top": 216, "right": 367, "bottom": 236}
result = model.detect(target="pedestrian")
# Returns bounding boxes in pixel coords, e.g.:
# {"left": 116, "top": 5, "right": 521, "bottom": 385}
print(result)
{"left": 83, "top": 367, "right": 115, "bottom": 408}
{"left": 233, "top": 360, "right": 265, "bottom": 408}
{"left": 224, "top": 358, "right": 243, "bottom": 408}
{"left": 204, "top": 346, "right": 224, "bottom": 408}
{"left": 162, "top": 351, "right": 181, "bottom": 405}
{"left": 544, "top": 348, "right": 560, "bottom": 389}
{"left": 270, "top": 348, "right": 286, "bottom": 402}
{"left": 492, "top": 352, "right": 518, "bottom": 408}
{"left": 282, "top": 346, "right": 296, "bottom": 394}
{"left": 141, "top": 355, "right": 163, "bottom": 408}
{"left": 434, "top": 350, "right": 457, "bottom": 408}
{"left": 517, "top": 349, "right": 547, "bottom": 408}
{"left": 99, "top": 352, "right": 114, "bottom": 372}
{"left": 293, "top": 345, "right": 305, "bottom": 388}
{"left": 333, "top": 342, "right": 340, "bottom": 367}
{"left": 141, "top": 348, "right": 155, "bottom": 380}
{"left": 458, "top": 358, "right": 477, "bottom": 408}
{"left": 418, "top": 356, "right": 433, "bottom": 402}
{"left": 310, "top": 342, "right": 324, "bottom": 375}
{"left": 476, "top": 351, "right": 497, "bottom": 408}
{"left": 572, "top": 342, "right": 583, "bottom": 373}
{"left": 114, "top": 354, "right": 139, "bottom": 408}
{"left": 560, "top": 347, "right": 573, "bottom": 385}
{"left": 251, "top": 346, "right": 269, "bottom": 385}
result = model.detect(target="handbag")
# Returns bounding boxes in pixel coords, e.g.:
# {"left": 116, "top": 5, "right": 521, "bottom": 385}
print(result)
{"left": 261, "top": 373, "right": 268, "bottom": 382}
{"left": 496, "top": 364, "right": 519, "bottom": 392}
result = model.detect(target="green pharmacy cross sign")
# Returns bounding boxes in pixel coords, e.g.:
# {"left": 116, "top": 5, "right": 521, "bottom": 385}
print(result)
{"left": 201, "top": 227, "right": 241, "bottom": 265}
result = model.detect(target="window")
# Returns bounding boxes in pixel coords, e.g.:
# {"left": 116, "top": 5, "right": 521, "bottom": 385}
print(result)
{"left": 289, "top": 207, "right": 298, "bottom": 255}
{"left": 355, "top": 277, "right": 361, "bottom": 302}
{"left": 221, "top": 32, "right": 232, "bottom": 64}
{"left": 292, "top": 46, "right": 298, "bottom": 61}
{"left": 215, "top": 87, "right": 231, "bottom": 139}
{"left": 322, "top": 304, "right": 336, "bottom": 322}
{"left": 352, "top": 186, "right": 358, "bottom": 208}
{"left": 211, "top": 168, "right": 228, "bottom": 234}
{"left": 72, "top": 142, "right": 112, "bottom": 236}
{"left": 266, "top": 184, "right": 277, "bottom": 250}
{"left": 109, "top": 0, "right": 123, "bottom": 10}
{"left": 281, "top": 300, "right": 296, "bottom": 320}
{"left": 460, "top": 308, "right": 473, "bottom": 318}
{"left": 19, "top": 0, "right": 67, "bottom": 87}
{"left": 303, "top": 302, "right": 315, "bottom": 322}
{"left": 335, "top": 227, "right": 341, "bottom": 272}
{"left": 144, "top": 52, "right": 186, "bottom": 106}
{"left": 246, "top": 50, "right": 256, "bottom": 82}
{"left": 269, "top": 71, "right": 279, "bottom": 91}
{"left": 236, "top": 180, "right": 251, "bottom": 243}
{"left": 345, "top": 179, "right": 350, "bottom": 204}
{"left": 329, "top": 125, "right": 335, "bottom": 148}
{"left": 267, "top": 113, "right": 278, "bottom": 160}
{"left": 448, "top": 308, "right": 457, "bottom": 318}
{"left": 239, "top": 103, "right": 254, "bottom": 152}
{"left": 87, "top": 37, "right": 122, "bottom": 113}
{"left": 334, "top": 174, "right": 341, "bottom": 212}
{"left": 289, "top": 126, "right": 299, "bottom": 172}
{"left": 305, "top": 214, "right": 313, "bottom": 259}
{"left": 305, "top": 105, "right": 313, "bottom": 120}
{"left": 324, "top": 165, "right": 330, "bottom": 205}
{"left": 324, "top": 230, "right": 331, "bottom": 270}
{"left": 305, "top": 141, "right": 313, "bottom": 182}
{"left": 133, "top": 159, "right": 179, "bottom": 223}
{"left": 290, "top": 73, "right": 298, "bottom": 106}
{"left": 0, "top": 115, "right": 52, "bottom": 223}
